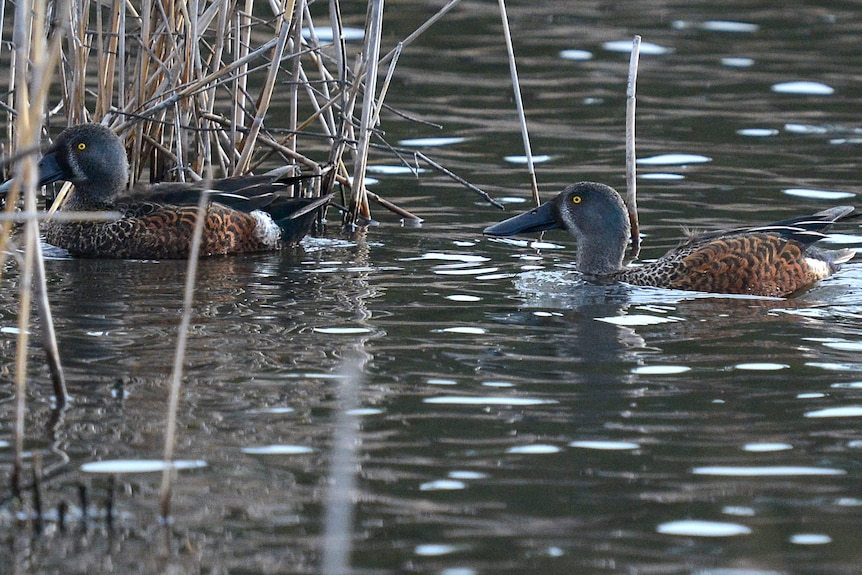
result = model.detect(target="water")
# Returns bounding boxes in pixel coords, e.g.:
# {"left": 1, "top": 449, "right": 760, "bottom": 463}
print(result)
{"left": 4, "top": 1, "right": 862, "bottom": 573}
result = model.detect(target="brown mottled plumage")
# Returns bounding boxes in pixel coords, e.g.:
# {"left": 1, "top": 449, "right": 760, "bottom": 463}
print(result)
{"left": 0, "top": 124, "right": 330, "bottom": 259}
{"left": 484, "top": 182, "right": 856, "bottom": 297}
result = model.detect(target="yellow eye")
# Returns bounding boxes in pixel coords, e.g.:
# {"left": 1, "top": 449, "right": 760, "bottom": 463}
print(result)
{"left": 571, "top": 195, "right": 582, "bottom": 204}
{"left": 77, "top": 142, "right": 86, "bottom": 151}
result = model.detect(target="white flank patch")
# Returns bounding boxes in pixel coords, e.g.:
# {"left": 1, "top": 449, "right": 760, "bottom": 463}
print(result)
{"left": 252, "top": 210, "right": 282, "bottom": 247}
{"left": 805, "top": 256, "right": 832, "bottom": 279}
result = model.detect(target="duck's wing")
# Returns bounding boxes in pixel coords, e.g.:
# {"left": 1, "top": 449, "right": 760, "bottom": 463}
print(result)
{"left": 620, "top": 206, "right": 857, "bottom": 297}
{"left": 129, "top": 172, "right": 320, "bottom": 211}
{"left": 684, "top": 205, "right": 857, "bottom": 247}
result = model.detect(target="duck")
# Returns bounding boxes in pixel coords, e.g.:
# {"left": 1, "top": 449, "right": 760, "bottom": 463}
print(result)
{"left": 483, "top": 181, "right": 857, "bottom": 297}
{"left": 0, "top": 123, "right": 331, "bottom": 259}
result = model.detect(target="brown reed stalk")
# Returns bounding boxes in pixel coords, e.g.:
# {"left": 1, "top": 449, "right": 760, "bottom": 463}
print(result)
{"left": 8, "top": 0, "right": 68, "bottom": 497}
{"left": 158, "top": 191, "right": 209, "bottom": 521}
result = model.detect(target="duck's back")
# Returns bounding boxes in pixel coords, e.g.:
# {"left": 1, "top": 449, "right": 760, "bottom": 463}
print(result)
{"left": 614, "top": 211, "right": 855, "bottom": 297}
{"left": 45, "top": 200, "right": 277, "bottom": 259}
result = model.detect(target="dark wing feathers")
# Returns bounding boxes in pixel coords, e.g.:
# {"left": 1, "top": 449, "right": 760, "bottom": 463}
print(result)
{"left": 686, "top": 205, "right": 856, "bottom": 248}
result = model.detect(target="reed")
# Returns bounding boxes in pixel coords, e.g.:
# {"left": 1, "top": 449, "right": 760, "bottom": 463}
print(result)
{"left": 625, "top": 35, "right": 642, "bottom": 260}
{"left": 497, "top": 0, "right": 539, "bottom": 207}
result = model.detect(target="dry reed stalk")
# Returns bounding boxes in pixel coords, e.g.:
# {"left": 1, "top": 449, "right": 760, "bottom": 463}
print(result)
{"left": 625, "top": 35, "right": 642, "bottom": 260}
{"left": 497, "top": 0, "right": 539, "bottom": 207}
{"left": 286, "top": 0, "right": 303, "bottom": 158}
{"left": 347, "top": 0, "right": 384, "bottom": 227}
{"left": 235, "top": 14, "right": 292, "bottom": 172}
{"left": 158, "top": 190, "right": 209, "bottom": 521}
{"left": 8, "top": 0, "right": 68, "bottom": 496}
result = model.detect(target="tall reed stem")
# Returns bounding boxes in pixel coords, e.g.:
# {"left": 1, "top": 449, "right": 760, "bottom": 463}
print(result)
{"left": 498, "top": 0, "right": 539, "bottom": 207}
{"left": 625, "top": 35, "right": 642, "bottom": 260}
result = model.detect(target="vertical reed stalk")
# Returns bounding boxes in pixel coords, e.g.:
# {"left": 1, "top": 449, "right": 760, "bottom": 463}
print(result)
{"left": 625, "top": 35, "right": 641, "bottom": 260}
{"left": 235, "top": 15, "right": 291, "bottom": 172}
{"left": 9, "top": 0, "right": 61, "bottom": 497}
{"left": 286, "top": 0, "right": 302, "bottom": 157}
{"left": 158, "top": 191, "right": 209, "bottom": 521}
{"left": 348, "top": 0, "right": 384, "bottom": 226}
{"left": 497, "top": 0, "right": 539, "bottom": 207}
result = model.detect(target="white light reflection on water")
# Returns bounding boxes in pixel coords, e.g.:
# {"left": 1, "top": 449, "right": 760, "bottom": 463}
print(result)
{"left": 446, "top": 294, "right": 482, "bottom": 302}
{"left": 639, "top": 172, "right": 685, "bottom": 180}
{"left": 734, "top": 363, "right": 788, "bottom": 371}
{"left": 772, "top": 81, "right": 835, "bottom": 95}
{"left": 737, "top": 128, "right": 779, "bottom": 137}
{"left": 602, "top": 40, "right": 673, "bottom": 55}
{"left": 506, "top": 444, "right": 561, "bottom": 454}
{"left": 504, "top": 154, "right": 552, "bottom": 164}
{"left": 657, "top": 520, "right": 751, "bottom": 537}
{"left": 81, "top": 460, "right": 207, "bottom": 474}
{"left": 789, "top": 533, "right": 832, "bottom": 545}
{"left": 804, "top": 406, "right": 862, "bottom": 418}
{"left": 365, "top": 165, "right": 425, "bottom": 175}
{"left": 313, "top": 327, "right": 375, "bottom": 335}
{"left": 783, "top": 188, "right": 855, "bottom": 200}
{"left": 437, "top": 326, "right": 486, "bottom": 335}
{"left": 415, "top": 544, "right": 460, "bottom": 557}
{"left": 692, "top": 466, "right": 846, "bottom": 476}
{"left": 721, "top": 57, "right": 755, "bottom": 67}
{"left": 558, "top": 49, "right": 593, "bottom": 61}
{"left": 631, "top": 365, "right": 690, "bottom": 375}
{"left": 596, "top": 314, "right": 681, "bottom": 326}
{"left": 742, "top": 443, "right": 792, "bottom": 452}
{"left": 672, "top": 20, "right": 760, "bottom": 33}
{"left": 399, "top": 137, "right": 466, "bottom": 147}
{"left": 637, "top": 153, "right": 712, "bottom": 165}
{"left": 420, "top": 479, "right": 466, "bottom": 491}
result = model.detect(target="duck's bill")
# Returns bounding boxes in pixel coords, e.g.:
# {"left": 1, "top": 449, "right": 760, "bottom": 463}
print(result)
{"left": 483, "top": 201, "right": 559, "bottom": 236}
{"left": 0, "top": 151, "right": 64, "bottom": 196}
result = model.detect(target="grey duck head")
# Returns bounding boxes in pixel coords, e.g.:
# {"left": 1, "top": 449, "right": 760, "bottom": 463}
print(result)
{"left": 483, "top": 182, "right": 631, "bottom": 275}
{"left": 1, "top": 124, "right": 130, "bottom": 208}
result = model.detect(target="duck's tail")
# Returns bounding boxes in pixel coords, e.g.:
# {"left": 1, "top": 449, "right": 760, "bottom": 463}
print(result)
{"left": 266, "top": 193, "right": 333, "bottom": 245}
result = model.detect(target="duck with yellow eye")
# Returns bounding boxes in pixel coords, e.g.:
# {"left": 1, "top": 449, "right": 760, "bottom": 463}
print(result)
{"left": 483, "top": 181, "right": 856, "bottom": 297}
{"left": 0, "top": 123, "right": 331, "bottom": 259}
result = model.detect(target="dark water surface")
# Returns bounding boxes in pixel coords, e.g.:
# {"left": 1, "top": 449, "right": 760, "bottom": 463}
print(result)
{"left": 4, "top": 1, "right": 862, "bottom": 574}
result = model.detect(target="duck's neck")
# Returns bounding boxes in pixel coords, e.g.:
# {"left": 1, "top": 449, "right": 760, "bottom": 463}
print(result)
{"left": 573, "top": 226, "right": 629, "bottom": 276}
{"left": 65, "top": 182, "right": 122, "bottom": 211}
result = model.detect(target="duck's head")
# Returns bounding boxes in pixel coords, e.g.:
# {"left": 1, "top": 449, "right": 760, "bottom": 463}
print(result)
{"left": 0, "top": 123, "right": 129, "bottom": 205}
{"left": 483, "top": 181, "right": 631, "bottom": 275}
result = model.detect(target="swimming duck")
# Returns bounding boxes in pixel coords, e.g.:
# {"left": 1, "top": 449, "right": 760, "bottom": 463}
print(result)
{"left": 0, "top": 123, "right": 330, "bottom": 259}
{"left": 483, "top": 181, "right": 856, "bottom": 297}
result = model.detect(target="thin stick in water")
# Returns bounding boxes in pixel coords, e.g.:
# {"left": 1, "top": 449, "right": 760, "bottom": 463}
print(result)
{"left": 625, "top": 35, "right": 642, "bottom": 260}
{"left": 497, "top": 0, "right": 539, "bottom": 207}
{"left": 158, "top": 190, "right": 209, "bottom": 521}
